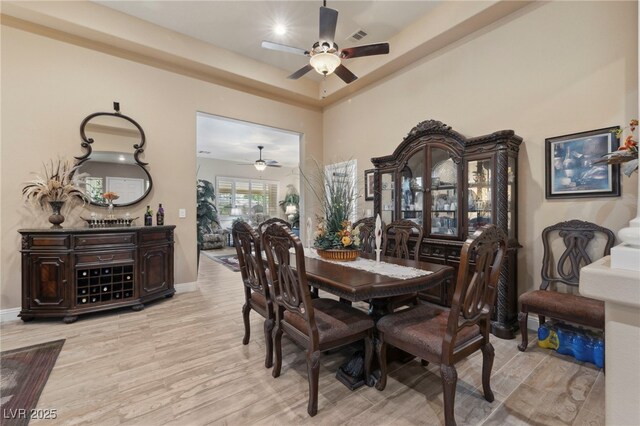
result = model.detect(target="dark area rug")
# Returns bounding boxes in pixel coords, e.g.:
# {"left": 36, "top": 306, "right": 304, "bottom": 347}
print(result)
{"left": 1, "top": 339, "right": 65, "bottom": 426}
{"left": 202, "top": 252, "right": 241, "bottom": 272}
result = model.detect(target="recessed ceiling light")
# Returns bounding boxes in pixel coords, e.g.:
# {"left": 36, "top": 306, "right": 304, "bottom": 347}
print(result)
{"left": 274, "top": 24, "right": 287, "bottom": 35}
{"left": 118, "top": 155, "right": 126, "bottom": 161}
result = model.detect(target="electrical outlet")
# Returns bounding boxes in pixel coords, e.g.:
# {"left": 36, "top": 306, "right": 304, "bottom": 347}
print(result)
{"left": 179, "top": 209, "right": 186, "bottom": 218}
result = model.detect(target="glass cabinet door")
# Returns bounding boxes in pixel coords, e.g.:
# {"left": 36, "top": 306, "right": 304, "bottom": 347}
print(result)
{"left": 400, "top": 151, "right": 424, "bottom": 225}
{"left": 429, "top": 148, "right": 458, "bottom": 237}
{"left": 380, "top": 172, "right": 395, "bottom": 225}
{"left": 467, "top": 158, "right": 493, "bottom": 234}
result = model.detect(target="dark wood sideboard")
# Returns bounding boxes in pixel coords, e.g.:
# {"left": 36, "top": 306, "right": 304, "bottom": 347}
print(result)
{"left": 19, "top": 226, "right": 175, "bottom": 323}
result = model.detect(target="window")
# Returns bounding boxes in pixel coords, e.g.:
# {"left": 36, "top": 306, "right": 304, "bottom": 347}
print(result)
{"left": 216, "top": 177, "right": 279, "bottom": 217}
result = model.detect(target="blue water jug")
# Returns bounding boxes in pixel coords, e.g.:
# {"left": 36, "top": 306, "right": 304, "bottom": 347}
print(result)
{"left": 538, "top": 323, "right": 604, "bottom": 369}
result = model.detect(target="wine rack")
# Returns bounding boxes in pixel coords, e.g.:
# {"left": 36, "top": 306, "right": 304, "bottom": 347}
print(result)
{"left": 76, "top": 265, "right": 135, "bottom": 305}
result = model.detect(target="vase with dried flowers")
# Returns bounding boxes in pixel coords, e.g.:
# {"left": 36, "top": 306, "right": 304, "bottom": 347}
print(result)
{"left": 595, "top": 119, "right": 640, "bottom": 269}
{"left": 22, "top": 159, "right": 87, "bottom": 228}
{"left": 102, "top": 191, "right": 119, "bottom": 218}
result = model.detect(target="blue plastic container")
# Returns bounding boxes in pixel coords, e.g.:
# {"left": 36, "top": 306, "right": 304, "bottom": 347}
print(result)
{"left": 537, "top": 323, "right": 604, "bottom": 369}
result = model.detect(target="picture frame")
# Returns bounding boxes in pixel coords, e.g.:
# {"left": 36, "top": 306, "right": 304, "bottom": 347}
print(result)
{"left": 545, "top": 126, "right": 620, "bottom": 199}
{"left": 364, "top": 169, "right": 374, "bottom": 201}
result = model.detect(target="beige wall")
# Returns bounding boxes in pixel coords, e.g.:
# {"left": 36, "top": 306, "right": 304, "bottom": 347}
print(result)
{"left": 0, "top": 25, "right": 322, "bottom": 310}
{"left": 323, "top": 1, "right": 639, "bottom": 297}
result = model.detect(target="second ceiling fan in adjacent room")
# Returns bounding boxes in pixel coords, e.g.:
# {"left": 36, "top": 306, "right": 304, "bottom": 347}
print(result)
{"left": 261, "top": 1, "right": 390, "bottom": 84}
{"left": 237, "top": 146, "right": 282, "bottom": 171}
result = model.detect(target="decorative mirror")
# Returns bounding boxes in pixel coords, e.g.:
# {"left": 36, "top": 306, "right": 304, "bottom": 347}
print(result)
{"left": 75, "top": 102, "right": 152, "bottom": 207}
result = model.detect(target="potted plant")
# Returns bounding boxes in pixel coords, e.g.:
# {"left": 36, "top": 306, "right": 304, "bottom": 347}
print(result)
{"left": 22, "top": 158, "right": 87, "bottom": 228}
{"left": 306, "top": 161, "right": 362, "bottom": 260}
{"left": 196, "top": 179, "right": 219, "bottom": 266}
{"left": 279, "top": 184, "right": 300, "bottom": 229}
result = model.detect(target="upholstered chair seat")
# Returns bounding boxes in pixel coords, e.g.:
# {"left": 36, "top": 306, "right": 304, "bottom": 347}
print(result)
{"left": 283, "top": 298, "right": 373, "bottom": 345}
{"left": 377, "top": 305, "right": 481, "bottom": 358}
{"left": 519, "top": 290, "right": 604, "bottom": 329}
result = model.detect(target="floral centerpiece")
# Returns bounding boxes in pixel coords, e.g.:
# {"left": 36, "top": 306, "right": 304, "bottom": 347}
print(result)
{"left": 22, "top": 158, "right": 87, "bottom": 228}
{"left": 595, "top": 119, "right": 638, "bottom": 176}
{"left": 307, "top": 161, "right": 362, "bottom": 261}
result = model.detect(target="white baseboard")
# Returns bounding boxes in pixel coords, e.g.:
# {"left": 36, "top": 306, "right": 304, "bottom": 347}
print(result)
{"left": 175, "top": 281, "right": 197, "bottom": 293}
{"left": 0, "top": 307, "right": 21, "bottom": 324}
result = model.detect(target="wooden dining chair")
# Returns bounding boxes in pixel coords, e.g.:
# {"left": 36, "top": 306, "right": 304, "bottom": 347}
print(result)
{"left": 383, "top": 219, "right": 424, "bottom": 310}
{"left": 517, "top": 220, "right": 614, "bottom": 351}
{"left": 375, "top": 225, "right": 507, "bottom": 426}
{"left": 353, "top": 217, "right": 377, "bottom": 254}
{"left": 382, "top": 219, "right": 424, "bottom": 260}
{"left": 261, "top": 223, "right": 374, "bottom": 417}
{"left": 232, "top": 220, "right": 274, "bottom": 368}
{"left": 257, "top": 217, "right": 291, "bottom": 236}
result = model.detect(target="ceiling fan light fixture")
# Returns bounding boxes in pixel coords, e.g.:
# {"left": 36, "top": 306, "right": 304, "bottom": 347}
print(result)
{"left": 310, "top": 52, "right": 341, "bottom": 75}
{"left": 254, "top": 160, "right": 267, "bottom": 171}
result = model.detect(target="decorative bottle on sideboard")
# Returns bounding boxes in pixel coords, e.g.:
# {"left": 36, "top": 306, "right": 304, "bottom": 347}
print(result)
{"left": 157, "top": 203, "right": 164, "bottom": 226}
{"left": 144, "top": 205, "right": 153, "bottom": 226}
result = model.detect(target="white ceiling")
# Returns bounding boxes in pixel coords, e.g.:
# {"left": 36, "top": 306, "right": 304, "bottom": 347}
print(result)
{"left": 196, "top": 112, "right": 300, "bottom": 166}
{"left": 94, "top": 1, "right": 440, "bottom": 82}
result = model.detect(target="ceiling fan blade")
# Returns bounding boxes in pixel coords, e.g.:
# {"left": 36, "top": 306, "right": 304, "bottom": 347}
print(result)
{"left": 319, "top": 6, "right": 338, "bottom": 44}
{"left": 334, "top": 64, "right": 358, "bottom": 84}
{"left": 261, "top": 41, "right": 309, "bottom": 56}
{"left": 287, "top": 64, "right": 313, "bottom": 80}
{"left": 340, "top": 42, "right": 390, "bottom": 59}
{"left": 267, "top": 164, "right": 282, "bottom": 168}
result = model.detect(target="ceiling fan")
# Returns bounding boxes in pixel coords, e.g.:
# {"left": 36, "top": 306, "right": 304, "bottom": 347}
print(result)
{"left": 261, "top": 1, "right": 390, "bottom": 84}
{"left": 237, "top": 146, "right": 282, "bottom": 171}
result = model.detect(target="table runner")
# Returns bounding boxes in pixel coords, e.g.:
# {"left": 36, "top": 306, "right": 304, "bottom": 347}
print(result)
{"left": 304, "top": 248, "right": 433, "bottom": 280}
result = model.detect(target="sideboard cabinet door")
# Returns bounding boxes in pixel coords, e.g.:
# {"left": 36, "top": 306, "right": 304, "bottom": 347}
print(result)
{"left": 140, "top": 245, "right": 171, "bottom": 296}
{"left": 28, "top": 253, "right": 70, "bottom": 309}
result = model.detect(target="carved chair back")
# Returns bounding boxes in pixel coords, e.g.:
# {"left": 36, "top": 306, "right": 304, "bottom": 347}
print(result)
{"left": 353, "top": 217, "right": 377, "bottom": 254}
{"left": 257, "top": 217, "right": 291, "bottom": 236}
{"left": 382, "top": 219, "right": 424, "bottom": 260}
{"left": 540, "top": 220, "right": 615, "bottom": 290}
{"left": 444, "top": 225, "right": 507, "bottom": 359}
{"left": 232, "top": 220, "right": 270, "bottom": 302}
{"left": 261, "top": 223, "right": 319, "bottom": 342}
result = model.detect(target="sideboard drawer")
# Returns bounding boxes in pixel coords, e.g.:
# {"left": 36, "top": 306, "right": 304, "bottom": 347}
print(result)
{"left": 28, "top": 235, "right": 70, "bottom": 249}
{"left": 75, "top": 250, "right": 135, "bottom": 265}
{"left": 74, "top": 233, "right": 135, "bottom": 248}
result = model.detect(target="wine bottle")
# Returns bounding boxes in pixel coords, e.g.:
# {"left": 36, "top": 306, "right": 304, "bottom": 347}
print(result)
{"left": 144, "top": 205, "right": 153, "bottom": 226}
{"left": 157, "top": 203, "right": 165, "bottom": 226}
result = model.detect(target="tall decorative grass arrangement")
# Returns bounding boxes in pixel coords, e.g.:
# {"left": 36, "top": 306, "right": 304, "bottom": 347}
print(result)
{"left": 304, "top": 160, "right": 361, "bottom": 250}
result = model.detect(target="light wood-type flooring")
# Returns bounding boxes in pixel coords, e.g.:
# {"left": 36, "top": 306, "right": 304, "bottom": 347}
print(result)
{"left": 0, "top": 254, "right": 604, "bottom": 425}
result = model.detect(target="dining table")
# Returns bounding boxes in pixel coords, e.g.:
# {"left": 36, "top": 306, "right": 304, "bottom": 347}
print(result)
{"left": 293, "top": 249, "right": 456, "bottom": 389}
{"left": 298, "top": 250, "right": 454, "bottom": 316}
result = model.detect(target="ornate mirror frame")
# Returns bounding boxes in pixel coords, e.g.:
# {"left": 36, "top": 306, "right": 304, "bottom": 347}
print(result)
{"left": 75, "top": 102, "right": 152, "bottom": 207}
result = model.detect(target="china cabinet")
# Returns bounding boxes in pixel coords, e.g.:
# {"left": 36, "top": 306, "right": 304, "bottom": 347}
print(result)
{"left": 371, "top": 120, "right": 522, "bottom": 338}
{"left": 19, "top": 226, "right": 175, "bottom": 323}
